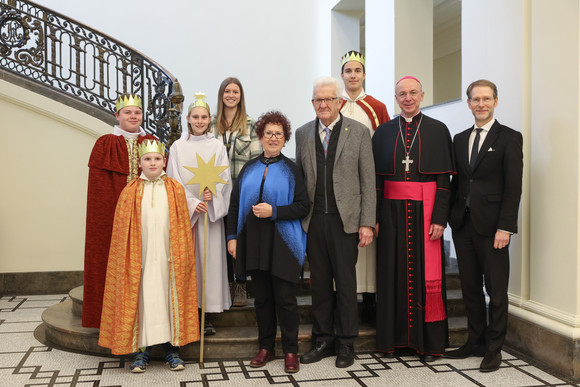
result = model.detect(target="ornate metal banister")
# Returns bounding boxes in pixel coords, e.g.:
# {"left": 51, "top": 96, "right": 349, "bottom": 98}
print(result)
{"left": 0, "top": 0, "right": 182, "bottom": 144}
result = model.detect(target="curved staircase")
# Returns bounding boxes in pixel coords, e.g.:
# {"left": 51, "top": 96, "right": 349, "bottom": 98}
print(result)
{"left": 39, "top": 274, "right": 467, "bottom": 360}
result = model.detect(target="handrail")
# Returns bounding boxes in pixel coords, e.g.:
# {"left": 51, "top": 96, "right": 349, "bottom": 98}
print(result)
{"left": 0, "top": 0, "right": 182, "bottom": 144}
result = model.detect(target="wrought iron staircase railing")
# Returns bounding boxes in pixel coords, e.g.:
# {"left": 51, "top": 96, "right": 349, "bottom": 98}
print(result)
{"left": 0, "top": 0, "right": 183, "bottom": 145}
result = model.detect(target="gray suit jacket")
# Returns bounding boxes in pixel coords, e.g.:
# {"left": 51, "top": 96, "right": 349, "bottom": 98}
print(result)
{"left": 295, "top": 115, "right": 376, "bottom": 234}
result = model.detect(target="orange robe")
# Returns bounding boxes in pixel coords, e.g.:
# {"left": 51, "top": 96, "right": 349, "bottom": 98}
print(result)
{"left": 98, "top": 175, "right": 199, "bottom": 355}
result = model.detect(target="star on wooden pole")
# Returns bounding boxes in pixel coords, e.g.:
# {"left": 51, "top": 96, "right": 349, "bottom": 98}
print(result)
{"left": 182, "top": 152, "right": 229, "bottom": 367}
{"left": 183, "top": 153, "right": 229, "bottom": 196}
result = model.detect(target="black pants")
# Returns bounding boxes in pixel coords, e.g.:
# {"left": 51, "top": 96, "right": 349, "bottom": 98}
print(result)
{"left": 251, "top": 270, "right": 299, "bottom": 353}
{"left": 452, "top": 212, "right": 510, "bottom": 354}
{"left": 225, "top": 215, "right": 246, "bottom": 283}
{"left": 307, "top": 213, "right": 359, "bottom": 345}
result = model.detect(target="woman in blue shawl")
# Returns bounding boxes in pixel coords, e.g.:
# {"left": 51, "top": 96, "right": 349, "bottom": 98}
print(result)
{"left": 227, "top": 111, "right": 309, "bottom": 374}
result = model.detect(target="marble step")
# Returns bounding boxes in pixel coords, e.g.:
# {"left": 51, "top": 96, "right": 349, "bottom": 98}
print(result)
{"left": 39, "top": 300, "right": 376, "bottom": 359}
{"left": 70, "top": 286, "right": 466, "bottom": 322}
{"left": 40, "top": 299, "right": 468, "bottom": 360}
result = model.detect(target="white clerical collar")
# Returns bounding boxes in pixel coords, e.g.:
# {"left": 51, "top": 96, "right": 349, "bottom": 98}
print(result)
{"left": 342, "top": 88, "right": 366, "bottom": 102}
{"left": 474, "top": 118, "right": 495, "bottom": 132}
{"left": 401, "top": 111, "right": 421, "bottom": 123}
{"left": 318, "top": 114, "right": 341, "bottom": 133}
{"left": 113, "top": 125, "right": 146, "bottom": 139}
{"left": 140, "top": 171, "right": 166, "bottom": 182}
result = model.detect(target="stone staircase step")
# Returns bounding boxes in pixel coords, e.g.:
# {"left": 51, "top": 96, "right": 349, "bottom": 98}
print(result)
{"left": 46, "top": 269, "right": 468, "bottom": 360}
{"left": 448, "top": 316, "right": 468, "bottom": 347}
{"left": 41, "top": 299, "right": 468, "bottom": 360}
{"left": 446, "top": 288, "right": 466, "bottom": 318}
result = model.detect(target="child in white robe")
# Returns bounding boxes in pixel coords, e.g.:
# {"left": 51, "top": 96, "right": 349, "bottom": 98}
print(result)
{"left": 167, "top": 93, "right": 232, "bottom": 335}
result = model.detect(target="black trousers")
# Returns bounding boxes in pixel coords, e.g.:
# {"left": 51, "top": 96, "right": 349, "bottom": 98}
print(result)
{"left": 307, "top": 213, "right": 359, "bottom": 345}
{"left": 452, "top": 212, "right": 510, "bottom": 354}
{"left": 251, "top": 270, "right": 299, "bottom": 354}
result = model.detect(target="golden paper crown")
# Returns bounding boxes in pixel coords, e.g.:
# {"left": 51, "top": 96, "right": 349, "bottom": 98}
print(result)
{"left": 188, "top": 92, "right": 210, "bottom": 114}
{"left": 137, "top": 139, "right": 165, "bottom": 158}
{"left": 115, "top": 93, "right": 143, "bottom": 112}
{"left": 341, "top": 51, "right": 365, "bottom": 67}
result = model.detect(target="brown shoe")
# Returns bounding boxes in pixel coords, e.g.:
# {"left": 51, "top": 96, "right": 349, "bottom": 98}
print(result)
{"left": 250, "top": 349, "right": 274, "bottom": 368}
{"left": 284, "top": 353, "right": 299, "bottom": 373}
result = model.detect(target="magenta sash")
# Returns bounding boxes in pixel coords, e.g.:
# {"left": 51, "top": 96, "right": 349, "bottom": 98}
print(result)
{"left": 383, "top": 180, "right": 446, "bottom": 322}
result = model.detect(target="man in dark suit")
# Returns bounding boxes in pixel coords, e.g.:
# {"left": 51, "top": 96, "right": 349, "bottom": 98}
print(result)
{"left": 295, "top": 76, "right": 376, "bottom": 368}
{"left": 446, "top": 80, "right": 523, "bottom": 372}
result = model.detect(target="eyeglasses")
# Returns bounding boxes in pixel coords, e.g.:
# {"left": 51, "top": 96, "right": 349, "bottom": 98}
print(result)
{"left": 469, "top": 97, "right": 495, "bottom": 105}
{"left": 312, "top": 97, "right": 339, "bottom": 106}
{"left": 263, "top": 131, "right": 285, "bottom": 139}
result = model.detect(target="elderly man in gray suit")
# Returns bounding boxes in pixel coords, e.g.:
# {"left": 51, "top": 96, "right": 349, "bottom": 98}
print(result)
{"left": 296, "top": 76, "right": 376, "bottom": 368}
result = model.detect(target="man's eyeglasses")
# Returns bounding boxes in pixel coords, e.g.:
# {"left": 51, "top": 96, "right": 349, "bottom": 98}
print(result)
{"left": 312, "top": 97, "right": 339, "bottom": 106}
{"left": 263, "top": 131, "right": 285, "bottom": 139}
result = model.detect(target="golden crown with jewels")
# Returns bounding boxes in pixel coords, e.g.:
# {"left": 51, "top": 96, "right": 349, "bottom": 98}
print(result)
{"left": 341, "top": 51, "right": 365, "bottom": 67}
{"left": 115, "top": 93, "right": 143, "bottom": 112}
{"left": 137, "top": 139, "right": 165, "bottom": 158}
{"left": 188, "top": 92, "right": 210, "bottom": 114}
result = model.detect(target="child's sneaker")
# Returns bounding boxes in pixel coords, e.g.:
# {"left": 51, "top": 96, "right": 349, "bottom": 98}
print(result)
{"left": 165, "top": 352, "right": 185, "bottom": 371}
{"left": 130, "top": 348, "right": 150, "bottom": 373}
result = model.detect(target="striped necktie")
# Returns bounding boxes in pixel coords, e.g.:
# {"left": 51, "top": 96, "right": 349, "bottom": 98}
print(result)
{"left": 322, "top": 127, "right": 330, "bottom": 156}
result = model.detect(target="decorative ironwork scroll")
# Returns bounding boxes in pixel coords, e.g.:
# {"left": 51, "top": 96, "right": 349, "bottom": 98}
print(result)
{"left": 0, "top": 0, "right": 180, "bottom": 143}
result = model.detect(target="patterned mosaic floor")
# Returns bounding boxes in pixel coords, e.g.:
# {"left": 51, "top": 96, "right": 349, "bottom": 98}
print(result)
{"left": 0, "top": 295, "right": 577, "bottom": 387}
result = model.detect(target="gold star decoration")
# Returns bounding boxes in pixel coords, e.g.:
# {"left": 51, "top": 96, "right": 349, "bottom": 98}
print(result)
{"left": 184, "top": 153, "right": 229, "bottom": 197}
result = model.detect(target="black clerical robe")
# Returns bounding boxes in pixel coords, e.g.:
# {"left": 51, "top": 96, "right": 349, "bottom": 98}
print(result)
{"left": 373, "top": 113, "right": 454, "bottom": 356}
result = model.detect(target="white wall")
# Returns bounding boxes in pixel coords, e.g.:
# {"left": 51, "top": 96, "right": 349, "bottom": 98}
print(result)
{"left": 34, "top": 0, "right": 338, "bottom": 158}
{"left": 0, "top": 80, "right": 111, "bottom": 272}
{"left": 365, "top": 0, "right": 396, "bottom": 114}
{"left": 394, "top": 0, "right": 433, "bottom": 109}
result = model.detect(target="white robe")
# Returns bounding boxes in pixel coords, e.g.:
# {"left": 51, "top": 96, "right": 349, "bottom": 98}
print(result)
{"left": 138, "top": 172, "right": 172, "bottom": 347}
{"left": 167, "top": 132, "right": 232, "bottom": 312}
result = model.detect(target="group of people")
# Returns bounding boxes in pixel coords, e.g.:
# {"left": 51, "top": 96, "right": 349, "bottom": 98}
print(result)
{"left": 82, "top": 50, "right": 523, "bottom": 376}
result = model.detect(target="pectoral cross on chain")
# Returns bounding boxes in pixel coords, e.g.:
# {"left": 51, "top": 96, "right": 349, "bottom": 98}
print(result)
{"left": 402, "top": 155, "right": 413, "bottom": 171}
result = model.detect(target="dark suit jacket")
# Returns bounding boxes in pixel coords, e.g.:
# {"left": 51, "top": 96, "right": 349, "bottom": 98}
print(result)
{"left": 295, "top": 115, "right": 376, "bottom": 234}
{"left": 449, "top": 120, "right": 523, "bottom": 236}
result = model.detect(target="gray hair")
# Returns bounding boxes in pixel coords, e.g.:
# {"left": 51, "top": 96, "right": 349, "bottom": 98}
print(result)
{"left": 312, "top": 76, "right": 343, "bottom": 98}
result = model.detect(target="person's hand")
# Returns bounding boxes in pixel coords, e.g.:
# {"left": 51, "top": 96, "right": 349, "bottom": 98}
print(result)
{"left": 195, "top": 201, "right": 208, "bottom": 213}
{"left": 203, "top": 188, "right": 213, "bottom": 202}
{"left": 228, "top": 239, "right": 237, "bottom": 259}
{"left": 374, "top": 223, "right": 379, "bottom": 237}
{"left": 494, "top": 230, "right": 511, "bottom": 249}
{"left": 252, "top": 203, "right": 273, "bottom": 218}
{"left": 429, "top": 224, "right": 444, "bottom": 240}
{"left": 358, "top": 226, "right": 373, "bottom": 247}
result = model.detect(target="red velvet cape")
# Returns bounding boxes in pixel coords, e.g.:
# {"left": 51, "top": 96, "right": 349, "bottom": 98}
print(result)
{"left": 82, "top": 133, "right": 157, "bottom": 328}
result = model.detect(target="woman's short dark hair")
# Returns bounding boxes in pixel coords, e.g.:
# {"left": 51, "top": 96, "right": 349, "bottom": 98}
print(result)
{"left": 255, "top": 111, "right": 292, "bottom": 141}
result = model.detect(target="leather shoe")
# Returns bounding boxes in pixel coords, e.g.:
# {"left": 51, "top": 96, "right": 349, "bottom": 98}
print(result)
{"left": 420, "top": 355, "right": 437, "bottom": 363}
{"left": 284, "top": 353, "right": 299, "bottom": 373}
{"left": 335, "top": 344, "right": 354, "bottom": 368}
{"left": 445, "top": 343, "right": 486, "bottom": 359}
{"left": 250, "top": 349, "right": 275, "bottom": 368}
{"left": 300, "top": 341, "right": 335, "bottom": 364}
{"left": 480, "top": 351, "right": 502, "bottom": 372}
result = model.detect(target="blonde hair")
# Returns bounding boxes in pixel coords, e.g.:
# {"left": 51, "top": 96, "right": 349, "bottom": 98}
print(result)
{"left": 186, "top": 105, "right": 211, "bottom": 139}
{"left": 215, "top": 77, "right": 249, "bottom": 136}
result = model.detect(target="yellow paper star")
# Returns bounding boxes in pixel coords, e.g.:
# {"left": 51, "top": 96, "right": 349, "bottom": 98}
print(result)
{"left": 184, "top": 153, "right": 229, "bottom": 197}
